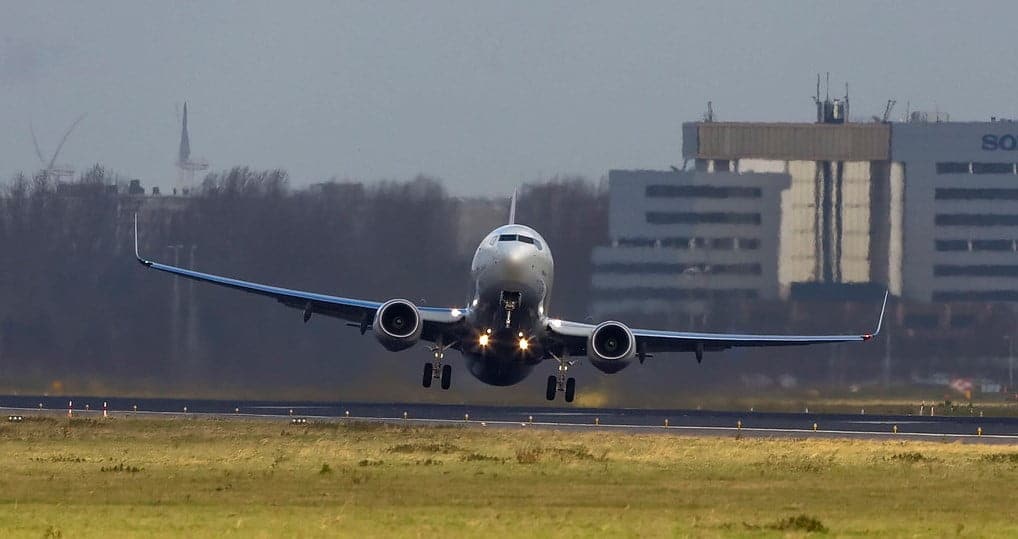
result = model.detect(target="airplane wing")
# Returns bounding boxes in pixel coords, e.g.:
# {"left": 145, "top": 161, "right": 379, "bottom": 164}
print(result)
{"left": 547, "top": 291, "right": 888, "bottom": 359}
{"left": 132, "top": 216, "right": 465, "bottom": 339}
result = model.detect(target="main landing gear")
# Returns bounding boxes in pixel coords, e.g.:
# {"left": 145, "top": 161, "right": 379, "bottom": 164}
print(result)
{"left": 546, "top": 353, "right": 577, "bottom": 402}
{"left": 423, "top": 338, "right": 453, "bottom": 390}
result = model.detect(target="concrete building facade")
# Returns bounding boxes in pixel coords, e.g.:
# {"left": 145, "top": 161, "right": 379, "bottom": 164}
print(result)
{"left": 893, "top": 122, "right": 1018, "bottom": 302}
{"left": 590, "top": 169, "right": 788, "bottom": 317}
{"left": 682, "top": 122, "right": 892, "bottom": 299}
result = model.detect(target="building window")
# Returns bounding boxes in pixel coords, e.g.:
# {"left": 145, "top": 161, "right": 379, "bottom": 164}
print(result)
{"left": 972, "top": 162, "right": 1015, "bottom": 175}
{"left": 936, "top": 162, "right": 970, "bottom": 174}
{"left": 971, "top": 239, "right": 1013, "bottom": 251}
{"left": 935, "top": 214, "right": 1018, "bottom": 227}
{"left": 645, "top": 185, "right": 761, "bottom": 199}
{"left": 737, "top": 238, "right": 760, "bottom": 250}
{"left": 616, "top": 237, "right": 656, "bottom": 247}
{"left": 933, "top": 290, "right": 1018, "bottom": 301}
{"left": 596, "top": 263, "right": 762, "bottom": 276}
{"left": 934, "top": 265, "right": 1018, "bottom": 277}
{"left": 595, "top": 288, "right": 759, "bottom": 301}
{"left": 935, "top": 239, "right": 969, "bottom": 251}
{"left": 647, "top": 212, "right": 761, "bottom": 225}
{"left": 936, "top": 188, "right": 1018, "bottom": 200}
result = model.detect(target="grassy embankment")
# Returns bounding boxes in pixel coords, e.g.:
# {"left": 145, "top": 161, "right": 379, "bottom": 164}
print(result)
{"left": 1, "top": 417, "right": 1016, "bottom": 538}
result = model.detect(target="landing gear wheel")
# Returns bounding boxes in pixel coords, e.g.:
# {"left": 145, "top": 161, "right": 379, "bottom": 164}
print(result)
{"left": 440, "top": 364, "right": 452, "bottom": 390}
{"left": 545, "top": 375, "right": 557, "bottom": 401}
{"left": 564, "top": 377, "right": 576, "bottom": 403}
{"left": 422, "top": 363, "right": 433, "bottom": 388}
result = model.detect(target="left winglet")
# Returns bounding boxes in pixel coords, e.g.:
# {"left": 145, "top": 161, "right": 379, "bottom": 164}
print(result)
{"left": 134, "top": 213, "right": 151, "bottom": 267}
{"left": 862, "top": 290, "right": 889, "bottom": 341}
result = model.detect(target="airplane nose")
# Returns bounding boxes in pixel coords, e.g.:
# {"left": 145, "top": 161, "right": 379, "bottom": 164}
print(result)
{"left": 501, "top": 244, "right": 534, "bottom": 277}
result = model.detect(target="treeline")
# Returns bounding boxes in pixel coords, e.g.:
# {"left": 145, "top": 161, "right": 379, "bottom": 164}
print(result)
{"left": 0, "top": 166, "right": 610, "bottom": 400}
{"left": 0, "top": 165, "right": 1013, "bottom": 404}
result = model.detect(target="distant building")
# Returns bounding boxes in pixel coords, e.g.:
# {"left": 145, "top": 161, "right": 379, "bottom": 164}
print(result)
{"left": 681, "top": 121, "right": 892, "bottom": 300}
{"left": 893, "top": 121, "right": 1018, "bottom": 302}
{"left": 678, "top": 118, "right": 1018, "bottom": 304}
{"left": 590, "top": 169, "right": 788, "bottom": 318}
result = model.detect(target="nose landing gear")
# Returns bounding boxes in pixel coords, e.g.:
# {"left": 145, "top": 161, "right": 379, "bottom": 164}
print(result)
{"left": 423, "top": 338, "right": 454, "bottom": 390}
{"left": 545, "top": 353, "right": 577, "bottom": 402}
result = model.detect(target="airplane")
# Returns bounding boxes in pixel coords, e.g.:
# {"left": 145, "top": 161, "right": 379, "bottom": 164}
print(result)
{"left": 134, "top": 192, "right": 887, "bottom": 403}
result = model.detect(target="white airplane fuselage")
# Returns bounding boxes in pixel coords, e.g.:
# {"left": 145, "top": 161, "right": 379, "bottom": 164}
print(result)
{"left": 461, "top": 224, "right": 554, "bottom": 385}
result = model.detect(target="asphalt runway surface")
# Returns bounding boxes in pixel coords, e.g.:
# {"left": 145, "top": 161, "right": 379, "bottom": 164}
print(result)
{"left": 3, "top": 395, "right": 1017, "bottom": 444}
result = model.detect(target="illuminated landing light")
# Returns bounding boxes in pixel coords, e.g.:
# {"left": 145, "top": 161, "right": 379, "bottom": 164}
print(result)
{"left": 518, "top": 338, "right": 529, "bottom": 351}
{"left": 451, "top": 309, "right": 462, "bottom": 317}
{"left": 479, "top": 334, "right": 490, "bottom": 347}
{"left": 472, "top": 299, "right": 479, "bottom": 307}
{"left": 862, "top": 334, "right": 873, "bottom": 341}
{"left": 486, "top": 328, "right": 493, "bottom": 334}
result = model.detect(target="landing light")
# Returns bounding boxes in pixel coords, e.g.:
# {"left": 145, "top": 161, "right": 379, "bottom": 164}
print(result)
{"left": 451, "top": 309, "right": 462, "bottom": 317}
{"left": 518, "top": 338, "right": 529, "bottom": 351}
{"left": 479, "top": 334, "right": 490, "bottom": 347}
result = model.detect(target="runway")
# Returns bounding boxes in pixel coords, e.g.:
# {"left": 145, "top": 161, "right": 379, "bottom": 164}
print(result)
{"left": 3, "top": 395, "right": 1017, "bottom": 444}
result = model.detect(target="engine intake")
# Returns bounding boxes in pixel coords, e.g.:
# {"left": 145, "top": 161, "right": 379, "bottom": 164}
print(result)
{"left": 373, "top": 299, "right": 422, "bottom": 351}
{"left": 587, "top": 321, "right": 636, "bottom": 373}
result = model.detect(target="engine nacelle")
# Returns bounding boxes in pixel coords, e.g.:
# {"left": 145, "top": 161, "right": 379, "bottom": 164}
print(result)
{"left": 373, "top": 299, "right": 422, "bottom": 352}
{"left": 587, "top": 321, "right": 637, "bottom": 374}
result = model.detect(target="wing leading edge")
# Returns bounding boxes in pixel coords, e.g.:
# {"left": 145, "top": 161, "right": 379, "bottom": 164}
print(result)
{"left": 133, "top": 215, "right": 465, "bottom": 332}
{"left": 549, "top": 290, "right": 888, "bottom": 356}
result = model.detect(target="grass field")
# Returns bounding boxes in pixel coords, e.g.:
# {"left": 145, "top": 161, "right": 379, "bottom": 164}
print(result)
{"left": 1, "top": 417, "right": 1016, "bottom": 538}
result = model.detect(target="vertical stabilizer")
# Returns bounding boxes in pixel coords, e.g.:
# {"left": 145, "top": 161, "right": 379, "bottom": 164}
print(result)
{"left": 508, "top": 188, "right": 518, "bottom": 225}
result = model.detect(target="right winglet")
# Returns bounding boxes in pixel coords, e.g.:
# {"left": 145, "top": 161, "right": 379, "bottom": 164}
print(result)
{"left": 862, "top": 290, "right": 889, "bottom": 341}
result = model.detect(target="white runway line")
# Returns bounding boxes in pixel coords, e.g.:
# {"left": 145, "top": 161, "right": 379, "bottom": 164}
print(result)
{"left": 4, "top": 407, "right": 1017, "bottom": 441}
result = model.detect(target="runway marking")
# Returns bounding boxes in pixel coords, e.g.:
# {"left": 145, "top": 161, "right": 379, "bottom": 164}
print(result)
{"left": 5, "top": 407, "right": 1017, "bottom": 441}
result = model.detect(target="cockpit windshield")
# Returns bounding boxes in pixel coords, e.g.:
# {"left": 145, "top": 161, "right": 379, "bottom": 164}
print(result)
{"left": 497, "top": 234, "right": 543, "bottom": 250}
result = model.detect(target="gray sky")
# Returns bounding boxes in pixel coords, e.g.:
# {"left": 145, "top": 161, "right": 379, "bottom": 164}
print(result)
{"left": 3, "top": 1, "right": 1017, "bottom": 195}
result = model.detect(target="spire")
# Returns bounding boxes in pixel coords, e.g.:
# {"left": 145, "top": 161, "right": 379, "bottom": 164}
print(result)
{"left": 178, "top": 102, "right": 190, "bottom": 164}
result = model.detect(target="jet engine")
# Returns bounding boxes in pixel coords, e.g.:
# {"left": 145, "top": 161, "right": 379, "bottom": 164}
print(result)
{"left": 587, "top": 321, "right": 636, "bottom": 373}
{"left": 373, "top": 299, "right": 422, "bottom": 352}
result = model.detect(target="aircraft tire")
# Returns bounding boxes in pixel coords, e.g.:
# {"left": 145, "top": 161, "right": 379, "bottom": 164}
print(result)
{"left": 564, "top": 377, "right": 576, "bottom": 403}
{"left": 440, "top": 364, "right": 452, "bottom": 390}
{"left": 422, "top": 363, "right": 433, "bottom": 388}
{"left": 545, "top": 375, "right": 557, "bottom": 401}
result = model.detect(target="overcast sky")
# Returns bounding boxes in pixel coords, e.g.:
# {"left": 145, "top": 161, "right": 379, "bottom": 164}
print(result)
{"left": 3, "top": 1, "right": 1017, "bottom": 195}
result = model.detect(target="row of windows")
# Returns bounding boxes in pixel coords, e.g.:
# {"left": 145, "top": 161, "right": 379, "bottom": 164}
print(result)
{"left": 614, "top": 237, "right": 761, "bottom": 250}
{"left": 933, "top": 290, "right": 1018, "bottom": 302}
{"left": 936, "top": 162, "right": 1018, "bottom": 175}
{"left": 645, "top": 185, "right": 762, "bottom": 199}
{"left": 936, "top": 239, "right": 1018, "bottom": 252}
{"left": 935, "top": 214, "right": 1018, "bottom": 227}
{"left": 596, "top": 263, "right": 763, "bottom": 276}
{"left": 934, "top": 265, "right": 1018, "bottom": 277}
{"left": 935, "top": 188, "right": 1018, "bottom": 200}
{"left": 594, "top": 288, "right": 760, "bottom": 301}
{"left": 646, "top": 212, "right": 762, "bottom": 225}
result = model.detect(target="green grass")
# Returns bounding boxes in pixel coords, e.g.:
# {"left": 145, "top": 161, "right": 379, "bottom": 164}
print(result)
{"left": 1, "top": 417, "right": 1017, "bottom": 537}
